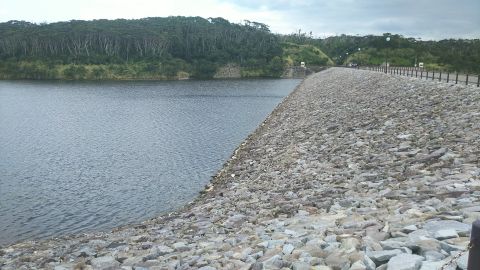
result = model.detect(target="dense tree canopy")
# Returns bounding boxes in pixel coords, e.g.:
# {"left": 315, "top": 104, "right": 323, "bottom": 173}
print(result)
{"left": 0, "top": 17, "right": 284, "bottom": 79}
{"left": 0, "top": 17, "right": 283, "bottom": 63}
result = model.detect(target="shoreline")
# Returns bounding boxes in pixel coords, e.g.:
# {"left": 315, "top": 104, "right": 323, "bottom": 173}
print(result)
{"left": 0, "top": 75, "right": 304, "bottom": 83}
{"left": 1, "top": 68, "right": 479, "bottom": 269}
{"left": 0, "top": 76, "right": 302, "bottom": 248}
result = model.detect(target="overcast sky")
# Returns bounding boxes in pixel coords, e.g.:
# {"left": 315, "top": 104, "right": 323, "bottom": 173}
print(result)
{"left": 1, "top": 0, "right": 479, "bottom": 40}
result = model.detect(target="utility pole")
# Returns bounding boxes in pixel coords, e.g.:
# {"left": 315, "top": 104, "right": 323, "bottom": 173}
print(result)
{"left": 385, "top": 36, "right": 390, "bottom": 73}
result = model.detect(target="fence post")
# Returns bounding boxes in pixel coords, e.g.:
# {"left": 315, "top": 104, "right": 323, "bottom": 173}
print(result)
{"left": 447, "top": 73, "right": 450, "bottom": 83}
{"left": 439, "top": 72, "right": 442, "bottom": 82}
{"left": 426, "top": 71, "right": 429, "bottom": 80}
{"left": 477, "top": 75, "right": 479, "bottom": 87}
{"left": 416, "top": 69, "right": 418, "bottom": 78}
{"left": 466, "top": 74, "right": 469, "bottom": 85}
{"left": 421, "top": 70, "right": 423, "bottom": 79}
{"left": 432, "top": 71, "right": 435, "bottom": 81}
{"left": 468, "top": 220, "right": 480, "bottom": 270}
{"left": 456, "top": 73, "right": 459, "bottom": 84}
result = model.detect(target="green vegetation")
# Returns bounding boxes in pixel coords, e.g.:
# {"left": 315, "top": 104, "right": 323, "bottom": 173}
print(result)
{"left": 285, "top": 32, "right": 480, "bottom": 73}
{"left": 0, "top": 18, "right": 478, "bottom": 80}
{"left": 0, "top": 17, "right": 285, "bottom": 80}
{"left": 282, "top": 42, "right": 333, "bottom": 66}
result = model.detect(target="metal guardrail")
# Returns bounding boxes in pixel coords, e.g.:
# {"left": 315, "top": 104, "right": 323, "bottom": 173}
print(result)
{"left": 346, "top": 65, "right": 480, "bottom": 87}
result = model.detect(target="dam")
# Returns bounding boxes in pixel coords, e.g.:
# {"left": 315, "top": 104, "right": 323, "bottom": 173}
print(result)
{"left": 1, "top": 68, "right": 479, "bottom": 270}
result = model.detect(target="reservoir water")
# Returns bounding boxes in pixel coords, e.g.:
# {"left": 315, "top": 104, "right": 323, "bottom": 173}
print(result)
{"left": 0, "top": 79, "right": 300, "bottom": 245}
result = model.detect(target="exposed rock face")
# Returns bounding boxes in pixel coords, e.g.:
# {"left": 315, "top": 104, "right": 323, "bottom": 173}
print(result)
{"left": 213, "top": 63, "right": 241, "bottom": 79}
{"left": 1, "top": 68, "right": 479, "bottom": 269}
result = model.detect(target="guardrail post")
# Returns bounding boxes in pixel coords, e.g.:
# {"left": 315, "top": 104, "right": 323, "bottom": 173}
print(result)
{"left": 477, "top": 75, "right": 479, "bottom": 87}
{"left": 456, "top": 73, "right": 459, "bottom": 84}
{"left": 468, "top": 220, "right": 480, "bottom": 270}
{"left": 416, "top": 69, "right": 418, "bottom": 77}
{"left": 466, "top": 74, "right": 469, "bottom": 85}
{"left": 439, "top": 72, "right": 442, "bottom": 82}
{"left": 447, "top": 73, "right": 450, "bottom": 83}
{"left": 432, "top": 71, "right": 435, "bottom": 80}
{"left": 426, "top": 71, "right": 429, "bottom": 80}
{"left": 420, "top": 70, "right": 423, "bottom": 79}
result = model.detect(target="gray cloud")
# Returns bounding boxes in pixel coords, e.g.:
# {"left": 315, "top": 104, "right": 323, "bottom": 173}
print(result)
{"left": 223, "top": 0, "right": 480, "bottom": 39}
{"left": 1, "top": 0, "right": 478, "bottom": 40}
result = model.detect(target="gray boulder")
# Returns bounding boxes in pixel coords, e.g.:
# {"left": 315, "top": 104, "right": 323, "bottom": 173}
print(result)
{"left": 387, "top": 253, "right": 423, "bottom": 270}
{"left": 91, "top": 256, "right": 120, "bottom": 270}
{"left": 422, "top": 220, "right": 470, "bottom": 236}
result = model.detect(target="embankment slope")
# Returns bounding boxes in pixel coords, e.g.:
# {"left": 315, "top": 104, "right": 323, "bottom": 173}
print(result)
{"left": 1, "top": 68, "right": 479, "bottom": 269}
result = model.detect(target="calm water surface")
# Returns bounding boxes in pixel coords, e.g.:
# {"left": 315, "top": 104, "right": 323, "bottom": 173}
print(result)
{"left": 0, "top": 79, "right": 300, "bottom": 245}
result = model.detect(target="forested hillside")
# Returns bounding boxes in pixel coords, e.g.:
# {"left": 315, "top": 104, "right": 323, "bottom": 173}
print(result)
{"left": 0, "top": 17, "right": 478, "bottom": 80}
{"left": 284, "top": 32, "right": 480, "bottom": 73}
{"left": 0, "top": 17, "right": 285, "bottom": 79}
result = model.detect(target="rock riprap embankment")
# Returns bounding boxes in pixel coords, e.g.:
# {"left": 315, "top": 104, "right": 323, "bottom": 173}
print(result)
{"left": 1, "top": 68, "right": 479, "bottom": 270}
